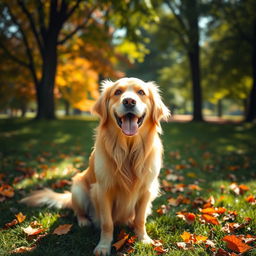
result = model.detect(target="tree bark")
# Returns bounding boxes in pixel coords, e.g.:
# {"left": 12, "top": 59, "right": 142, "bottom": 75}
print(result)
{"left": 64, "top": 100, "right": 70, "bottom": 116}
{"left": 217, "top": 99, "right": 223, "bottom": 118}
{"left": 188, "top": 47, "right": 203, "bottom": 121}
{"left": 35, "top": 33, "right": 58, "bottom": 120}
{"left": 187, "top": 0, "right": 203, "bottom": 122}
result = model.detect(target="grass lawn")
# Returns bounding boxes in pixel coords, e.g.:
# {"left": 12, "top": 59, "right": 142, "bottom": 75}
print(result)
{"left": 0, "top": 118, "right": 255, "bottom": 256}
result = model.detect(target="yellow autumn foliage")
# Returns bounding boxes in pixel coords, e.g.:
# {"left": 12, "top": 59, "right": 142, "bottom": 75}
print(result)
{"left": 56, "top": 57, "right": 99, "bottom": 111}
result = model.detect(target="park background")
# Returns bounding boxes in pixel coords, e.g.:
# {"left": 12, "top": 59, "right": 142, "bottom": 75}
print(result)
{"left": 0, "top": 1, "right": 255, "bottom": 256}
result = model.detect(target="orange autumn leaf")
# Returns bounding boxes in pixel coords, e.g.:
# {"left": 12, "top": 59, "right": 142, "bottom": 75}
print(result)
{"left": 153, "top": 245, "right": 168, "bottom": 254}
{"left": 181, "top": 231, "right": 191, "bottom": 243}
{"left": 177, "top": 212, "right": 196, "bottom": 224}
{"left": 195, "top": 235, "right": 208, "bottom": 243}
{"left": 223, "top": 235, "right": 252, "bottom": 253}
{"left": 15, "top": 212, "right": 26, "bottom": 223}
{"left": 200, "top": 207, "right": 226, "bottom": 215}
{"left": 112, "top": 234, "right": 129, "bottom": 251}
{"left": 180, "top": 231, "right": 208, "bottom": 244}
{"left": 22, "top": 225, "right": 45, "bottom": 236}
{"left": 202, "top": 214, "right": 220, "bottom": 225}
{"left": 0, "top": 184, "right": 14, "bottom": 198}
{"left": 245, "top": 195, "right": 256, "bottom": 204}
{"left": 53, "top": 224, "right": 72, "bottom": 235}
{"left": 239, "top": 184, "right": 249, "bottom": 192}
{"left": 188, "top": 184, "right": 202, "bottom": 191}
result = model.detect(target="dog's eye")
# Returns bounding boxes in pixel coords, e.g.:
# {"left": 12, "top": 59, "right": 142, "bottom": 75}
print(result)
{"left": 114, "top": 89, "right": 122, "bottom": 96}
{"left": 138, "top": 90, "right": 145, "bottom": 96}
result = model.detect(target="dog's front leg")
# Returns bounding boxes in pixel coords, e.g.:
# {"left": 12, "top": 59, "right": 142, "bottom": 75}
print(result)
{"left": 94, "top": 188, "right": 113, "bottom": 256}
{"left": 134, "top": 191, "right": 153, "bottom": 244}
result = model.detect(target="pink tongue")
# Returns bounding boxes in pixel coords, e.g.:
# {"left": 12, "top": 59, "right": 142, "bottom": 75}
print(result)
{"left": 121, "top": 115, "right": 139, "bottom": 136}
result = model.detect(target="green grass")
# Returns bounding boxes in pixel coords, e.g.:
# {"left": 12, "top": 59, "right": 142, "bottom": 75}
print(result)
{"left": 0, "top": 118, "right": 255, "bottom": 256}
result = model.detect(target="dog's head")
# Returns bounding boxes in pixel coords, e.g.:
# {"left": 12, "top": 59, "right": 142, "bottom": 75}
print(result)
{"left": 92, "top": 77, "right": 170, "bottom": 136}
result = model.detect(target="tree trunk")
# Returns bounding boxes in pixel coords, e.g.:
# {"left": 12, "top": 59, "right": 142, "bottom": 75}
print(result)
{"left": 35, "top": 35, "right": 58, "bottom": 120}
{"left": 64, "top": 100, "right": 70, "bottom": 116}
{"left": 217, "top": 99, "right": 223, "bottom": 118}
{"left": 187, "top": 0, "right": 203, "bottom": 122}
{"left": 245, "top": 28, "right": 256, "bottom": 122}
{"left": 188, "top": 47, "right": 203, "bottom": 121}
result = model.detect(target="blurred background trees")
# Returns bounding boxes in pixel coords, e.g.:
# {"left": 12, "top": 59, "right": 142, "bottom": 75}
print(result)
{"left": 0, "top": 0, "right": 255, "bottom": 122}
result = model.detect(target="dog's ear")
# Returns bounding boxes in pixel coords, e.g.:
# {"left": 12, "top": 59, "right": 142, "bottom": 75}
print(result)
{"left": 92, "top": 80, "right": 113, "bottom": 125}
{"left": 148, "top": 82, "right": 170, "bottom": 132}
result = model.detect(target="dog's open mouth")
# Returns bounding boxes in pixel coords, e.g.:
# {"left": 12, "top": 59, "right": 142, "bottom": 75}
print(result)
{"left": 115, "top": 112, "right": 146, "bottom": 136}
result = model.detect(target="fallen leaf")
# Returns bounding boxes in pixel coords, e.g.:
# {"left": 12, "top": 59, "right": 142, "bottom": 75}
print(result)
{"left": 205, "top": 239, "right": 216, "bottom": 248}
{"left": 153, "top": 245, "right": 168, "bottom": 254}
{"left": 223, "top": 235, "right": 252, "bottom": 253}
{"left": 11, "top": 245, "right": 36, "bottom": 253}
{"left": 22, "top": 225, "right": 45, "bottom": 236}
{"left": 5, "top": 219, "right": 18, "bottom": 228}
{"left": 188, "top": 184, "right": 202, "bottom": 191}
{"left": 112, "top": 234, "right": 129, "bottom": 251}
{"left": 175, "top": 164, "right": 187, "bottom": 170}
{"left": 156, "top": 204, "right": 168, "bottom": 215}
{"left": 51, "top": 179, "right": 71, "bottom": 189}
{"left": 223, "top": 211, "right": 238, "bottom": 222}
{"left": 200, "top": 207, "right": 226, "bottom": 215}
{"left": 245, "top": 195, "right": 256, "bottom": 205}
{"left": 0, "top": 184, "right": 14, "bottom": 198}
{"left": 229, "top": 183, "right": 249, "bottom": 195}
{"left": 177, "top": 212, "right": 196, "bottom": 224}
{"left": 15, "top": 212, "right": 26, "bottom": 223}
{"left": 180, "top": 231, "right": 191, "bottom": 243}
{"left": 176, "top": 242, "right": 193, "bottom": 250}
{"left": 53, "top": 224, "right": 72, "bottom": 235}
{"left": 202, "top": 214, "right": 220, "bottom": 225}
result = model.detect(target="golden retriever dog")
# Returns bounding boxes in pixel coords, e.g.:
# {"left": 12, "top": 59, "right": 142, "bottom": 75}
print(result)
{"left": 21, "top": 77, "right": 170, "bottom": 255}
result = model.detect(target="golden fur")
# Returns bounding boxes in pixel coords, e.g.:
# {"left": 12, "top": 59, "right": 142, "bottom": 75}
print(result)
{"left": 21, "top": 77, "right": 170, "bottom": 255}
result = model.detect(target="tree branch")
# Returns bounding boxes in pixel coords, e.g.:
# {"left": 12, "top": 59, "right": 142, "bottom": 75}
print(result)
{"left": 164, "top": 0, "right": 188, "bottom": 33}
{"left": 63, "top": 0, "right": 83, "bottom": 22}
{"left": 5, "top": 3, "right": 38, "bottom": 85}
{"left": 16, "top": 0, "right": 44, "bottom": 55}
{"left": 57, "top": 7, "right": 96, "bottom": 45}
{"left": 0, "top": 41, "right": 29, "bottom": 68}
{"left": 35, "top": 0, "right": 47, "bottom": 43}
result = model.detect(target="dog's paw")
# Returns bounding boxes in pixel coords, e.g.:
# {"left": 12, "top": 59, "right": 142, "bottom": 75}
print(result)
{"left": 93, "top": 243, "right": 111, "bottom": 256}
{"left": 77, "top": 216, "right": 91, "bottom": 227}
{"left": 139, "top": 234, "right": 153, "bottom": 244}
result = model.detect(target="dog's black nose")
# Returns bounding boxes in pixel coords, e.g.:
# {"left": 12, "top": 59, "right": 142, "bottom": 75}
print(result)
{"left": 123, "top": 98, "right": 136, "bottom": 109}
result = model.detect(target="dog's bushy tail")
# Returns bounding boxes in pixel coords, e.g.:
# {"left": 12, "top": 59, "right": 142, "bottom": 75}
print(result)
{"left": 20, "top": 188, "right": 72, "bottom": 209}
